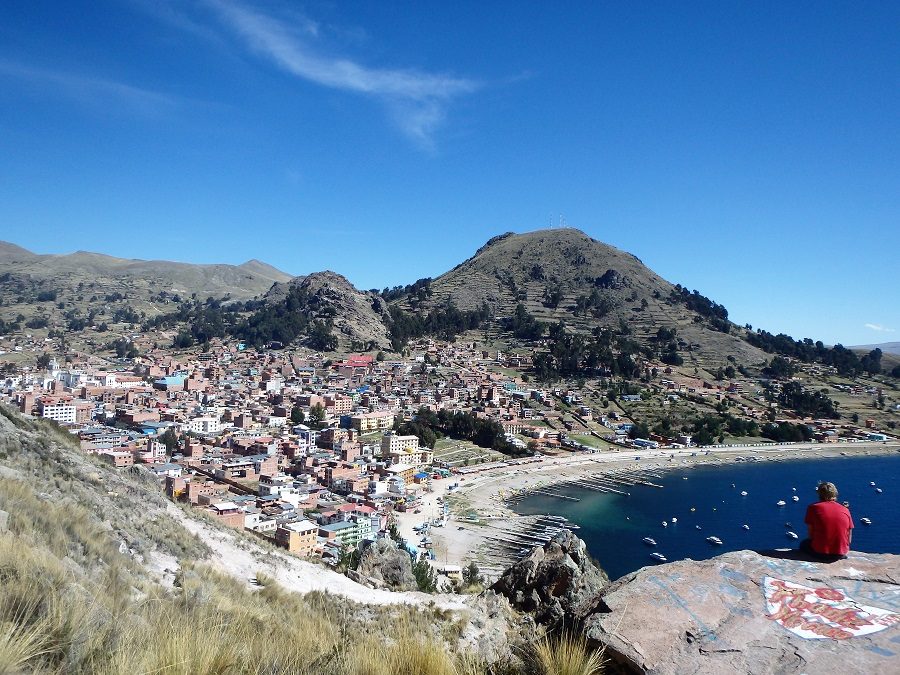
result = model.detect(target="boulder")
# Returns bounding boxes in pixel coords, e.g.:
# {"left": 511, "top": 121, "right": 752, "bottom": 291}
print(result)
{"left": 355, "top": 538, "right": 416, "bottom": 591}
{"left": 458, "top": 590, "right": 538, "bottom": 668}
{"left": 490, "top": 529, "right": 609, "bottom": 627}
{"left": 585, "top": 549, "right": 900, "bottom": 674}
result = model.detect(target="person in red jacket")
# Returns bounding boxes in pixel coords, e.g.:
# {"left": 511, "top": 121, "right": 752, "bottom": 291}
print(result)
{"left": 800, "top": 481, "right": 853, "bottom": 561}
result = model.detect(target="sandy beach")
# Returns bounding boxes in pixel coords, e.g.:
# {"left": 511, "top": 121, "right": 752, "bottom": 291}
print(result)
{"left": 394, "top": 440, "right": 900, "bottom": 577}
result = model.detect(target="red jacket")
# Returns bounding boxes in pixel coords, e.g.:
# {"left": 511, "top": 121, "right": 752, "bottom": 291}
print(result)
{"left": 805, "top": 500, "right": 853, "bottom": 555}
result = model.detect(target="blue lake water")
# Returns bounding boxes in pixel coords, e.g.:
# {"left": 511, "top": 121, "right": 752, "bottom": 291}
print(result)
{"left": 512, "top": 454, "right": 900, "bottom": 580}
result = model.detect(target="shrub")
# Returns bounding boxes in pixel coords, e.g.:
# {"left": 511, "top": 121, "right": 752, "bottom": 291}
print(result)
{"left": 533, "top": 630, "right": 605, "bottom": 675}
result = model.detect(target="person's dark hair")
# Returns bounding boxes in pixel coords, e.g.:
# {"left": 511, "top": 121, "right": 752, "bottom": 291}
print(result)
{"left": 817, "top": 482, "right": 838, "bottom": 501}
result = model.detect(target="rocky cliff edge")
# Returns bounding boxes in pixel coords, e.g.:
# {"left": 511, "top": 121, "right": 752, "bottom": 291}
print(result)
{"left": 587, "top": 548, "right": 900, "bottom": 674}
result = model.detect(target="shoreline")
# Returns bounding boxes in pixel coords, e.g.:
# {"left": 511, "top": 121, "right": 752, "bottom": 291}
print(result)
{"left": 403, "top": 441, "right": 900, "bottom": 578}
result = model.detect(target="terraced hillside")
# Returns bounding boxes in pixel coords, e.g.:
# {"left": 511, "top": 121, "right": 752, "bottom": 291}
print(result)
{"left": 416, "top": 228, "right": 767, "bottom": 369}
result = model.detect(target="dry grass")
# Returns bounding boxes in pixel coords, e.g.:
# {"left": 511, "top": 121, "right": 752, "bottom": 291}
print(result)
{"left": 0, "top": 405, "right": 606, "bottom": 675}
{"left": 0, "top": 518, "right": 485, "bottom": 675}
{"left": 533, "top": 630, "right": 605, "bottom": 675}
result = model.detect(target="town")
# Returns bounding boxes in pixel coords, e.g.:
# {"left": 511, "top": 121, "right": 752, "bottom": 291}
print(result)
{"left": 2, "top": 327, "right": 895, "bottom": 585}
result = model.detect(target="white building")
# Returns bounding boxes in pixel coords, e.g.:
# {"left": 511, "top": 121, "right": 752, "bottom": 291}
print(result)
{"left": 40, "top": 402, "right": 76, "bottom": 425}
{"left": 185, "top": 416, "right": 222, "bottom": 435}
{"left": 381, "top": 433, "right": 419, "bottom": 456}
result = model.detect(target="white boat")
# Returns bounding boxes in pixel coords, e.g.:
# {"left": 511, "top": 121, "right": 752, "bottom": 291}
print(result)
{"left": 671, "top": 517, "right": 678, "bottom": 524}
{"left": 786, "top": 531, "right": 798, "bottom": 539}
{"left": 642, "top": 537, "right": 657, "bottom": 546}
{"left": 861, "top": 517, "right": 872, "bottom": 525}
{"left": 662, "top": 521, "right": 668, "bottom": 527}
{"left": 792, "top": 487, "right": 797, "bottom": 491}
{"left": 706, "top": 536, "right": 723, "bottom": 545}
{"left": 776, "top": 500, "right": 786, "bottom": 506}
{"left": 870, "top": 482, "right": 876, "bottom": 487}
{"left": 740, "top": 491, "right": 748, "bottom": 496}
{"left": 695, "top": 525, "right": 702, "bottom": 530}
{"left": 650, "top": 552, "right": 667, "bottom": 562}
{"left": 792, "top": 496, "right": 799, "bottom": 502}
{"left": 875, "top": 488, "right": 883, "bottom": 493}
{"left": 742, "top": 524, "right": 750, "bottom": 530}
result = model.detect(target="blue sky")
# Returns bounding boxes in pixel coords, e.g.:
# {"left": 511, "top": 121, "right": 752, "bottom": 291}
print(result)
{"left": 1, "top": 1, "right": 897, "bottom": 347}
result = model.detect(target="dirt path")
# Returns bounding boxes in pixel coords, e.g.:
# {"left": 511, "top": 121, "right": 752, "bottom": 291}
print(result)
{"left": 165, "top": 503, "right": 467, "bottom": 610}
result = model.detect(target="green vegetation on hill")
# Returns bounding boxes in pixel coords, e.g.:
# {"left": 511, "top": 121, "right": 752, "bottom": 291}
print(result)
{"left": 765, "top": 381, "right": 840, "bottom": 419}
{"left": 531, "top": 323, "right": 646, "bottom": 382}
{"left": 747, "top": 331, "right": 884, "bottom": 376}
{"left": 387, "top": 303, "right": 491, "bottom": 352}
{"left": 396, "top": 407, "right": 522, "bottom": 456}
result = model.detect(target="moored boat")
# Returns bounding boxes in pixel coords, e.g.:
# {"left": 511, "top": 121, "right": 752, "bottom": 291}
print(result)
{"left": 706, "top": 536, "right": 723, "bottom": 545}
{"left": 786, "top": 531, "right": 798, "bottom": 539}
{"left": 650, "top": 552, "right": 667, "bottom": 562}
{"left": 861, "top": 517, "right": 872, "bottom": 525}
{"left": 642, "top": 537, "right": 657, "bottom": 546}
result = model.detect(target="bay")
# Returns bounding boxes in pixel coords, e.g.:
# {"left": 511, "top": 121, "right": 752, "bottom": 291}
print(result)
{"left": 512, "top": 454, "right": 900, "bottom": 581}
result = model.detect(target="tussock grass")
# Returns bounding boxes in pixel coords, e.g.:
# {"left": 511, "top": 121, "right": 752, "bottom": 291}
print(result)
{"left": 0, "top": 523, "right": 481, "bottom": 675}
{"left": 0, "top": 405, "right": 608, "bottom": 674}
{"left": 533, "top": 630, "right": 605, "bottom": 675}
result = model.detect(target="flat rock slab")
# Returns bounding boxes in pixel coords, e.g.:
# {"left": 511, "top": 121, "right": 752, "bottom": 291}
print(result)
{"left": 586, "top": 549, "right": 900, "bottom": 674}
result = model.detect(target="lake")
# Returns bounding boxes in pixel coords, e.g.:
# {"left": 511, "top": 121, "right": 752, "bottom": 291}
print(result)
{"left": 512, "top": 453, "right": 900, "bottom": 580}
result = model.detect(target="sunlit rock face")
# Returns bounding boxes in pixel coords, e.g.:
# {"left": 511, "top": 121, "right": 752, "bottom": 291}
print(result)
{"left": 586, "top": 549, "right": 900, "bottom": 674}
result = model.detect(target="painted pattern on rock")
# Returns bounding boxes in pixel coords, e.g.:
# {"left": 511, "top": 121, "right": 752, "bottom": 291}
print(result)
{"left": 763, "top": 576, "right": 900, "bottom": 640}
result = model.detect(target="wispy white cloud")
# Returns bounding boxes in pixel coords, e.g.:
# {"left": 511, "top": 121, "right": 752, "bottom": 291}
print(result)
{"left": 865, "top": 323, "right": 896, "bottom": 333}
{"left": 204, "top": 0, "right": 479, "bottom": 148}
{"left": 0, "top": 61, "right": 181, "bottom": 115}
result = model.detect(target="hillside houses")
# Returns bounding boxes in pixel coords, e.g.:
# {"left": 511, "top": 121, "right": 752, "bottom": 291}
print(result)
{"left": 4, "top": 334, "right": 896, "bottom": 563}
{"left": 0, "top": 339, "right": 563, "bottom": 560}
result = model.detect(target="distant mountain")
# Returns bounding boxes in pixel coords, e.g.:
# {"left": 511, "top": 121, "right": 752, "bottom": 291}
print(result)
{"left": 0, "top": 240, "right": 293, "bottom": 342}
{"left": 0, "top": 241, "right": 39, "bottom": 262}
{"left": 850, "top": 342, "right": 900, "bottom": 356}
{"left": 0, "top": 241, "right": 291, "bottom": 299}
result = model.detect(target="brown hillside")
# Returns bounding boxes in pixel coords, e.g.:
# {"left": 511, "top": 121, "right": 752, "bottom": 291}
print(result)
{"left": 424, "top": 228, "right": 766, "bottom": 368}
{"left": 0, "top": 242, "right": 293, "bottom": 333}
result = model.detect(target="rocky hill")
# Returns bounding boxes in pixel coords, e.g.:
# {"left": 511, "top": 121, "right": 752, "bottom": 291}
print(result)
{"left": 414, "top": 229, "right": 766, "bottom": 367}
{"left": 260, "top": 271, "right": 391, "bottom": 350}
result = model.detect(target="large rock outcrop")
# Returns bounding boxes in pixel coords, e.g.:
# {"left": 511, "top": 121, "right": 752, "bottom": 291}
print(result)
{"left": 264, "top": 271, "right": 391, "bottom": 350}
{"left": 490, "top": 529, "right": 609, "bottom": 627}
{"left": 586, "top": 549, "right": 900, "bottom": 674}
{"left": 353, "top": 538, "right": 417, "bottom": 591}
